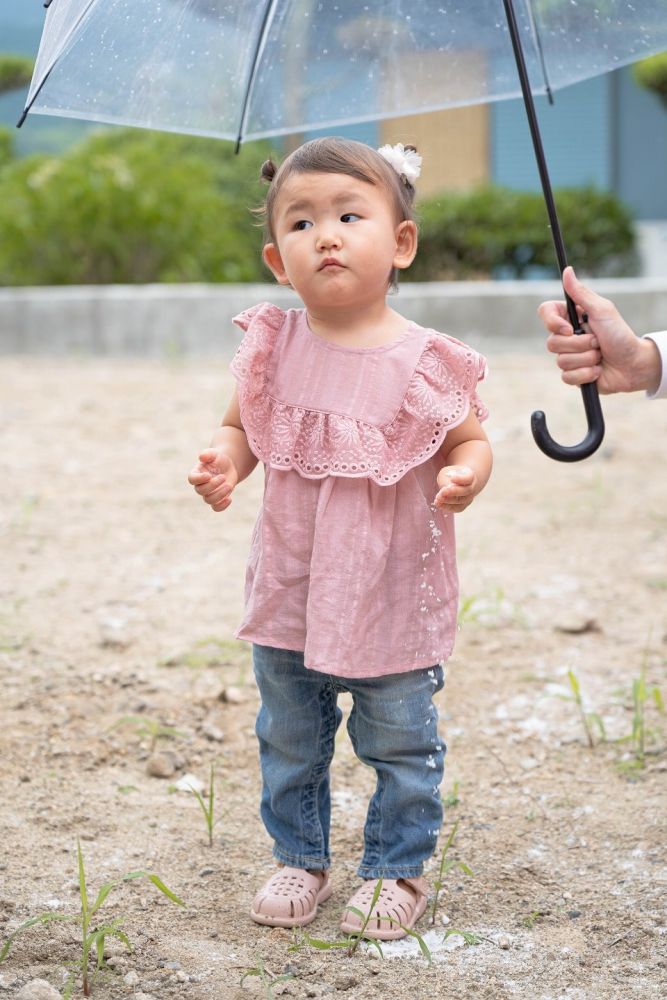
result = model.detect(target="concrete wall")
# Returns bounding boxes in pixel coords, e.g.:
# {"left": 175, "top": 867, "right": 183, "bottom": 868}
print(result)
{"left": 1, "top": 280, "right": 666, "bottom": 359}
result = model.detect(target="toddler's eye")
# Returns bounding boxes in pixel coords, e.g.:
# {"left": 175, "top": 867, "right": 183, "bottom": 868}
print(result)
{"left": 340, "top": 213, "right": 361, "bottom": 223}
{"left": 294, "top": 220, "right": 312, "bottom": 230}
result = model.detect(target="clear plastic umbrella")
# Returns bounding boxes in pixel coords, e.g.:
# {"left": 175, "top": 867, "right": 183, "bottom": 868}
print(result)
{"left": 19, "top": 0, "right": 667, "bottom": 460}
{"left": 22, "top": 1, "right": 667, "bottom": 145}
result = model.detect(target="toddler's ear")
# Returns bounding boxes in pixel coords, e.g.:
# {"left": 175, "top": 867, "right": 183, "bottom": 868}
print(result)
{"left": 393, "top": 220, "right": 418, "bottom": 271}
{"left": 262, "top": 243, "right": 290, "bottom": 285}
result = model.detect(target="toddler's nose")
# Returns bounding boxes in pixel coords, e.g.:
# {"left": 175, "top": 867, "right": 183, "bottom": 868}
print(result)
{"left": 316, "top": 228, "right": 342, "bottom": 251}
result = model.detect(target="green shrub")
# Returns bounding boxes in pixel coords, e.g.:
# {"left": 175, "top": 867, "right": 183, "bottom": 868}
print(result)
{"left": 0, "top": 128, "right": 13, "bottom": 168}
{"left": 409, "top": 185, "right": 635, "bottom": 280}
{"left": 0, "top": 54, "right": 34, "bottom": 95}
{"left": 633, "top": 52, "right": 667, "bottom": 110}
{"left": 0, "top": 129, "right": 271, "bottom": 285}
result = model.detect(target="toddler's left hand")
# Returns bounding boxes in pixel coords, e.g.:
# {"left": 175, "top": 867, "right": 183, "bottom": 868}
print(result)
{"left": 434, "top": 465, "right": 477, "bottom": 513}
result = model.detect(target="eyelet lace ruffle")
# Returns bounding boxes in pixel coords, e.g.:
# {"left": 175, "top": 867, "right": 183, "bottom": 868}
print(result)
{"left": 231, "top": 303, "right": 488, "bottom": 486}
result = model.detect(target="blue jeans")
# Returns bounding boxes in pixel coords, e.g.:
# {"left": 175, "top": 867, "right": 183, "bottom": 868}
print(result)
{"left": 252, "top": 644, "right": 446, "bottom": 880}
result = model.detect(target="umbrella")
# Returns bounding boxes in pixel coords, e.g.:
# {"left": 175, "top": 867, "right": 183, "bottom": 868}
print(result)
{"left": 19, "top": 0, "right": 667, "bottom": 460}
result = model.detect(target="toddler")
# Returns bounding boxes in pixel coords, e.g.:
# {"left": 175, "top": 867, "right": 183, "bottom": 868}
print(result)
{"left": 188, "top": 137, "right": 492, "bottom": 940}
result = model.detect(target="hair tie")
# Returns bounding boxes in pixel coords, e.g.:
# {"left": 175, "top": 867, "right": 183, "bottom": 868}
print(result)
{"left": 377, "top": 143, "right": 422, "bottom": 185}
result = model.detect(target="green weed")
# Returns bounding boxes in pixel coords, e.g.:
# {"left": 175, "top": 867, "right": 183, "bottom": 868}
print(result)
{"left": 112, "top": 715, "right": 183, "bottom": 752}
{"left": 458, "top": 586, "right": 525, "bottom": 627}
{"left": 443, "top": 928, "right": 482, "bottom": 946}
{"left": 187, "top": 764, "right": 219, "bottom": 847}
{"left": 442, "top": 780, "right": 461, "bottom": 809}
{"left": 161, "top": 636, "right": 250, "bottom": 679}
{"left": 430, "top": 822, "right": 473, "bottom": 926}
{"left": 240, "top": 956, "right": 294, "bottom": 998}
{"left": 0, "top": 840, "right": 184, "bottom": 997}
{"left": 522, "top": 909, "right": 548, "bottom": 929}
{"left": 617, "top": 647, "right": 665, "bottom": 771}
{"left": 558, "top": 670, "right": 606, "bottom": 748}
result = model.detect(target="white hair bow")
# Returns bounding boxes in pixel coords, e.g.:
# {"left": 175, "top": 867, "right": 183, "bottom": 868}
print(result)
{"left": 377, "top": 143, "right": 422, "bottom": 184}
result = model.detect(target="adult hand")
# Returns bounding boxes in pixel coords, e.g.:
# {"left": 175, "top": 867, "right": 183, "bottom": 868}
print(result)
{"left": 538, "top": 266, "right": 661, "bottom": 394}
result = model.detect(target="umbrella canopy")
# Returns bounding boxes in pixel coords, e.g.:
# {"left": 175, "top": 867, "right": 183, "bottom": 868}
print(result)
{"left": 20, "top": 0, "right": 667, "bottom": 461}
{"left": 22, "top": 0, "right": 667, "bottom": 144}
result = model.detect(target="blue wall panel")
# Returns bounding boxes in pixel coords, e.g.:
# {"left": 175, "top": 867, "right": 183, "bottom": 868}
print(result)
{"left": 615, "top": 68, "right": 667, "bottom": 220}
{"left": 491, "top": 76, "right": 610, "bottom": 191}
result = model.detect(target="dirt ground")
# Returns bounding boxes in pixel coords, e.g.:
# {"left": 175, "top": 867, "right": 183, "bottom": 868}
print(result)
{"left": 1, "top": 350, "right": 666, "bottom": 1000}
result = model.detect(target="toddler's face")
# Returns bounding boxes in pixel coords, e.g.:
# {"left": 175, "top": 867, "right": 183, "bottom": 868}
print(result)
{"left": 262, "top": 171, "right": 416, "bottom": 311}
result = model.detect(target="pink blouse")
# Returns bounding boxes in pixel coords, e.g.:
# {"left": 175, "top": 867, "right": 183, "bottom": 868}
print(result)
{"left": 230, "top": 304, "right": 488, "bottom": 678}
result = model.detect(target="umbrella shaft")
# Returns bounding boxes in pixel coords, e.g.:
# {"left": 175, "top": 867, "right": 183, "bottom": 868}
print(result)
{"left": 502, "top": 0, "right": 579, "bottom": 330}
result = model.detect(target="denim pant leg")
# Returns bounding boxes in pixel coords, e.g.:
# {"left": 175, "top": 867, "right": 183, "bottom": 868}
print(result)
{"left": 252, "top": 644, "right": 342, "bottom": 870}
{"left": 345, "top": 665, "right": 446, "bottom": 880}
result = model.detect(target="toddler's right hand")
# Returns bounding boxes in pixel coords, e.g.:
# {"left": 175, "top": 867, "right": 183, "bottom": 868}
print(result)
{"left": 188, "top": 448, "right": 239, "bottom": 512}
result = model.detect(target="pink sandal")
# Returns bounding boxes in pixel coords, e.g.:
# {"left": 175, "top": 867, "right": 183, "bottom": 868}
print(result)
{"left": 340, "top": 877, "right": 428, "bottom": 940}
{"left": 250, "top": 866, "right": 332, "bottom": 928}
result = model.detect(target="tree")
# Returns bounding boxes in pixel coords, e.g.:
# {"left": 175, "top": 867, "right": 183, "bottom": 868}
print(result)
{"left": 0, "top": 54, "right": 34, "bottom": 95}
{"left": 633, "top": 52, "right": 667, "bottom": 111}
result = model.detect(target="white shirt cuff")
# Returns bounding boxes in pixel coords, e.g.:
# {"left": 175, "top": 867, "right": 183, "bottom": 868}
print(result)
{"left": 643, "top": 331, "right": 667, "bottom": 399}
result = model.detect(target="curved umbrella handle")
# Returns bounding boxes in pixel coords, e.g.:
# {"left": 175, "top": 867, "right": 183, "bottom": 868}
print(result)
{"left": 531, "top": 381, "right": 605, "bottom": 462}
{"left": 530, "top": 288, "right": 606, "bottom": 462}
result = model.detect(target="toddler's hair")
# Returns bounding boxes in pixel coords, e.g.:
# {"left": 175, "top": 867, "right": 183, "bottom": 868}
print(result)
{"left": 258, "top": 137, "right": 419, "bottom": 290}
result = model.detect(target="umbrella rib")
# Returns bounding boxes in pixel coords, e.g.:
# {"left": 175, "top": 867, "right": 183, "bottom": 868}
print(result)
{"left": 234, "top": 0, "right": 281, "bottom": 153}
{"left": 17, "top": 0, "right": 100, "bottom": 128}
{"left": 525, "top": 0, "right": 554, "bottom": 105}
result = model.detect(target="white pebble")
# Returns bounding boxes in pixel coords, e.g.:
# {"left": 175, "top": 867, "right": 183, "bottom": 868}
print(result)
{"left": 16, "top": 981, "right": 61, "bottom": 1000}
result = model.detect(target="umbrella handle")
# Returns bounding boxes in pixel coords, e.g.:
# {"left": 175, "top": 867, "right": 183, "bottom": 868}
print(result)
{"left": 530, "top": 289, "right": 605, "bottom": 462}
{"left": 531, "top": 381, "right": 605, "bottom": 462}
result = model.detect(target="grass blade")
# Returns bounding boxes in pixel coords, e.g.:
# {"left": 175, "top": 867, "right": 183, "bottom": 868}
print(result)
{"left": 77, "top": 840, "right": 89, "bottom": 916}
{"left": 122, "top": 871, "right": 185, "bottom": 906}
{"left": 0, "top": 913, "right": 72, "bottom": 963}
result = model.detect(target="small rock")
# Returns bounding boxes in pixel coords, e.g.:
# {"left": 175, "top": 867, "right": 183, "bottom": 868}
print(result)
{"left": 219, "top": 685, "right": 245, "bottom": 704}
{"left": 174, "top": 773, "right": 204, "bottom": 794}
{"left": 146, "top": 752, "right": 177, "bottom": 779}
{"left": 98, "top": 615, "right": 133, "bottom": 649}
{"left": 567, "top": 910, "right": 582, "bottom": 919}
{"left": 201, "top": 721, "right": 224, "bottom": 742}
{"left": 554, "top": 615, "right": 600, "bottom": 635}
{"left": 174, "top": 971, "right": 188, "bottom": 983}
{"left": 333, "top": 975, "right": 358, "bottom": 991}
{"left": 106, "top": 956, "right": 128, "bottom": 969}
{"left": 498, "top": 935, "right": 511, "bottom": 950}
{"left": 123, "top": 971, "right": 140, "bottom": 987}
{"left": 199, "top": 867, "right": 216, "bottom": 877}
{"left": 17, "top": 981, "right": 62, "bottom": 1000}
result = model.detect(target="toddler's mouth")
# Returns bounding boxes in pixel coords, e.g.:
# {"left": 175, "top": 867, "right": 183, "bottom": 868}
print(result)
{"left": 318, "top": 257, "right": 344, "bottom": 271}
